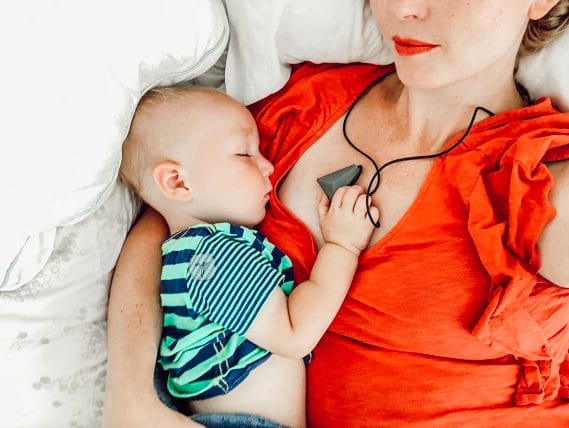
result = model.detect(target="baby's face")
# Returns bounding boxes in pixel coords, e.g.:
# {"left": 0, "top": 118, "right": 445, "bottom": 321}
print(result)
{"left": 171, "top": 95, "right": 274, "bottom": 228}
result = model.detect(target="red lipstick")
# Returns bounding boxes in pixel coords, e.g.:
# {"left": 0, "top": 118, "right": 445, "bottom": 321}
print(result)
{"left": 393, "top": 36, "right": 439, "bottom": 56}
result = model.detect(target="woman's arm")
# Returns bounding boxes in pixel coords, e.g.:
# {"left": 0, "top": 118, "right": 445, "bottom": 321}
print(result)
{"left": 103, "top": 206, "right": 200, "bottom": 427}
{"left": 539, "top": 161, "right": 569, "bottom": 287}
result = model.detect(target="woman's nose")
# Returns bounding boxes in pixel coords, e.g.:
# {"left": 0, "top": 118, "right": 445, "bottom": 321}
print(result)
{"left": 388, "top": 0, "right": 428, "bottom": 21}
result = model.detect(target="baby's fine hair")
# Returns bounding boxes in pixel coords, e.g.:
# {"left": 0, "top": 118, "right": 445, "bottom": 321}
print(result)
{"left": 119, "top": 86, "right": 199, "bottom": 194}
{"left": 521, "top": 0, "right": 569, "bottom": 55}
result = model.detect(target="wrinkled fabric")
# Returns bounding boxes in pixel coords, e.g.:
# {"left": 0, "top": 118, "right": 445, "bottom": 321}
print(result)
{"left": 251, "top": 63, "right": 569, "bottom": 426}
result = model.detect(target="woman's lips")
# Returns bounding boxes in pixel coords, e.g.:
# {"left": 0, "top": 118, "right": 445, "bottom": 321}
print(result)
{"left": 392, "top": 36, "right": 439, "bottom": 56}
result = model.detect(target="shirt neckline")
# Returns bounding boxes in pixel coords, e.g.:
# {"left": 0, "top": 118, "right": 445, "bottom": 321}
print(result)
{"left": 268, "top": 65, "right": 557, "bottom": 258}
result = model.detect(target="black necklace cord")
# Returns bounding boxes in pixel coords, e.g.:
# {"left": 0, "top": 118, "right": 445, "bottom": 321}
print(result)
{"left": 342, "top": 78, "right": 495, "bottom": 228}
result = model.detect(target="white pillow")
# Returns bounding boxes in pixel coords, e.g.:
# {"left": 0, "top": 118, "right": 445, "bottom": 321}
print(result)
{"left": 225, "top": 0, "right": 569, "bottom": 112}
{"left": 0, "top": 183, "right": 138, "bottom": 427}
{"left": 224, "top": 0, "right": 393, "bottom": 105}
{"left": 517, "top": 28, "right": 569, "bottom": 112}
{"left": 0, "top": 0, "right": 229, "bottom": 292}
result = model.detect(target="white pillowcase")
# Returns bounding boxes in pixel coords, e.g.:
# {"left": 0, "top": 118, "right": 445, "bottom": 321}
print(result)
{"left": 517, "top": 28, "right": 569, "bottom": 112}
{"left": 225, "top": 0, "right": 393, "bottom": 105}
{"left": 0, "top": 184, "right": 139, "bottom": 427}
{"left": 0, "top": 0, "right": 229, "bottom": 292}
{"left": 225, "top": 0, "right": 569, "bottom": 112}
{"left": 0, "top": 2, "right": 229, "bottom": 426}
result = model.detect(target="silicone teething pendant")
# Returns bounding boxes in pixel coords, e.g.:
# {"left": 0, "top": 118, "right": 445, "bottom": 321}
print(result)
{"left": 316, "top": 164, "right": 363, "bottom": 200}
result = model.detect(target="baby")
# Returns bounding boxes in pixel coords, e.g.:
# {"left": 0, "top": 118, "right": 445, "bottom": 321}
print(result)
{"left": 119, "top": 86, "right": 378, "bottom": 428}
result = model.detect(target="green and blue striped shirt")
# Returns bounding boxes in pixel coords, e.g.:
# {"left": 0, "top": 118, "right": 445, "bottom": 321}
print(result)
{"left": 158, "top": 223, "right": 294, "bottom": 399}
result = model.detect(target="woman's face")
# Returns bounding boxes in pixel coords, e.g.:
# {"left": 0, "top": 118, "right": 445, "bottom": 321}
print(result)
{"left": 369, "top": 0, "right": 544, "bottom": 89}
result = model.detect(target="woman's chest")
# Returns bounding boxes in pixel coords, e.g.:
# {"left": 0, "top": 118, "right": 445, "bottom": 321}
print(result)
{"left": 277, "top": 117, "right": 438, "bottom": 249}
{"left": 271, "top": 117, "right": 516, "bottom": 358}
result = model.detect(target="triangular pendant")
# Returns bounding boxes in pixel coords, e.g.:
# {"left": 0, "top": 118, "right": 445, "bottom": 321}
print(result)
{"left": 316, "top": 164, "right": 363, "bottom": 200}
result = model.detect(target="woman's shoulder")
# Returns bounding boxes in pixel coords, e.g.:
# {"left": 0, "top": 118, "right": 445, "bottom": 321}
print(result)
{"left": 249, "top": 62, "right": 394, "bottom": 121}
{"left": 467, "top": 98, "right": 569, "bottom": 166}
{"left": 251, "top": 62, "right": 394, "bottom": 163}
{"left": 456, "top": 99, "right": 569, "bottom": 287}
{"left": 285, "top": 62, "right": 394, "bottom": 92}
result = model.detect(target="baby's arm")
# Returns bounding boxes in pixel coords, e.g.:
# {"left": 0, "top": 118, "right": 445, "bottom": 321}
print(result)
{"left": 246, "top": 185, "right": 378, "bottom": 358}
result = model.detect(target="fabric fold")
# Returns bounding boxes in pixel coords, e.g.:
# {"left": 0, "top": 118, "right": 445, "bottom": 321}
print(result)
{"left": 467, "top": 128, "right": 569, "bottom": 404}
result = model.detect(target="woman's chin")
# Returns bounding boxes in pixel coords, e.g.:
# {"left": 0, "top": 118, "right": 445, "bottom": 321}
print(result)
{"left": 394, "top": 62, "right": 449, "bottom": 91}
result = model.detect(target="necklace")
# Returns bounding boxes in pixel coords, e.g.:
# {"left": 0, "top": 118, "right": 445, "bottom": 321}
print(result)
{"left": 341, "top": 75, "right": 495, "bottom": 228}
{"left": 516, "top": 82, "right": 532, "bottom": 106}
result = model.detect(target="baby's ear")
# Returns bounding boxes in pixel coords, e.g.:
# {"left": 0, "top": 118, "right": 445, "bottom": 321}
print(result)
{"left": 528, "top": 0, "right": 560, "bottom": 20}
{"left": 152, "top": 161, "right": 193, "bottom": 202}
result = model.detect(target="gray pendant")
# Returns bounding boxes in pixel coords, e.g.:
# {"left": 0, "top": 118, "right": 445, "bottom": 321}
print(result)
{"left": 317, "top": 164, "right": 363, "bottom": 200}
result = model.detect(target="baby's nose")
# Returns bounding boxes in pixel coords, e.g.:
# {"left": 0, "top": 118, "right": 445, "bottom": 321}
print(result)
{"left": 259, "top": 155, "right": 274, "bottom": 176}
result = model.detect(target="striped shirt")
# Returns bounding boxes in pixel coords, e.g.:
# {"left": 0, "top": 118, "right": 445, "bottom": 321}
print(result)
{"left": 158, "top": 223, "right": 294, "bottom": 399}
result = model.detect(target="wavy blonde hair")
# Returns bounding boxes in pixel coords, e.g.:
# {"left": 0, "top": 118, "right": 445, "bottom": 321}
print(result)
{"left": 520, "top": 0, "right": 569, "bottom": 55}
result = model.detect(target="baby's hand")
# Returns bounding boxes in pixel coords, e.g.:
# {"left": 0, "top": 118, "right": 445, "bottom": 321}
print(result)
{"left": 317, "top": 185, "right": 379, "bottom": 256}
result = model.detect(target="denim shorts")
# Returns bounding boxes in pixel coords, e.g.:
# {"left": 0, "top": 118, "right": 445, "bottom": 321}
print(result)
{"left": 192, "top": 412, "right": 286, "bottom": 428}
{"left": 155, "top": 365, "right": 287, "bottom": 427}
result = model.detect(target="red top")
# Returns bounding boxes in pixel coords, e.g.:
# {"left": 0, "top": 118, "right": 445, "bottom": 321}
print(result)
{"left": 252, "top": 63, "right": 569, "bottom": 426}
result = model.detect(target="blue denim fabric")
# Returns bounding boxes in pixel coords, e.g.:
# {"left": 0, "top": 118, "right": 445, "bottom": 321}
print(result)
{"left": 191, "top": 413, "right": 286, "bottom": 428}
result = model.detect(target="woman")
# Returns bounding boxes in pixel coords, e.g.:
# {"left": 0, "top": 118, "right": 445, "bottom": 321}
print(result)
{"left": 104, "top": 1, "right": 569, "bottom": 426}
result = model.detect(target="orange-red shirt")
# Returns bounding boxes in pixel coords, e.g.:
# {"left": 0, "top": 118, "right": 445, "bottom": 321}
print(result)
{"left": 252, "top": 63, "right": 569, "bottom": 426}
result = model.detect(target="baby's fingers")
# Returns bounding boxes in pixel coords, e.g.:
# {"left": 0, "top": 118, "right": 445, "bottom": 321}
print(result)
{"left": 332, "top": 185, "right": 363, "bottom": 210}
{"left": 367, "top": 206, "right": 380, "bottom": 224}
{"left": 354, "top": 194, "right": 379, "bottom": 225}
{"left": 354, "top": 194, "right": 369, "bottom": 216}
{"left": 318, "top": 193, "right": 330, "bottom": 220}
{"left": 329, "top": 186, "right": 347, "bottom": 209}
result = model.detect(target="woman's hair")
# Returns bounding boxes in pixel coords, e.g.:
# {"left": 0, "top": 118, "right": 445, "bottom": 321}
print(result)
{"left": 520, "top": 0, "right": 569, "bottom": 55}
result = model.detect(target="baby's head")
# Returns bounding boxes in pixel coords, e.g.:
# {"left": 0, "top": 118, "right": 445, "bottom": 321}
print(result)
{"left": 120, "top": 86, "right": 274, "bottom": 233}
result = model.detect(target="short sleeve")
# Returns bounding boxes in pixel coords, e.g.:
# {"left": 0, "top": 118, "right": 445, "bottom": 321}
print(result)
{"left": 186, "top": 232, "right": 284, "bottom": 336}
{"left": 466, "top": 131, "right": 569, "bottom": 405}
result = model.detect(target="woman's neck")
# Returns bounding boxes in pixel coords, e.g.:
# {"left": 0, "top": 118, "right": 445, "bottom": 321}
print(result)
{"left": 392, "top": 60, "right": 526, "bottom": 152}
